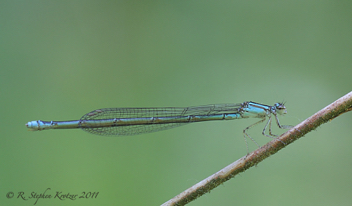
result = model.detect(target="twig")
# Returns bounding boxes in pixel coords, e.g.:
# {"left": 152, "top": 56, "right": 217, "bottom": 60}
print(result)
{"left": 161, "top": 91, "right": 352, "bottom": 206}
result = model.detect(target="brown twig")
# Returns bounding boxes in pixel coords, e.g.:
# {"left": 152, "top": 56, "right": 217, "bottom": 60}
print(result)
{"left": 161, "top": 91, "right": 352, "bottom": 206}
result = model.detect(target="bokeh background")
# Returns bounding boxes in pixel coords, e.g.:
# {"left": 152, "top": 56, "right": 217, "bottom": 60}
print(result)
{"left": 1, "top": 1, "right": 352, "bottom": 205}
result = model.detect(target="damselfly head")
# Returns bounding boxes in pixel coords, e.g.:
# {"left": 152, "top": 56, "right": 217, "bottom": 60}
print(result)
{"left": 275, "top": 102, "right": 287, "bottom": 115}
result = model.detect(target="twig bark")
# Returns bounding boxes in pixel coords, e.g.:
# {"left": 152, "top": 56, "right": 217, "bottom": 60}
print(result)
{"left": 161, "top": 91, "right": 352, "bottom": 206}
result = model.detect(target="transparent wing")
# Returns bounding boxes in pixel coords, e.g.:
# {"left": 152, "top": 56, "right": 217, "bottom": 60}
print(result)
{"left": 80, "top": 104, "right": 242, "bottom": 136}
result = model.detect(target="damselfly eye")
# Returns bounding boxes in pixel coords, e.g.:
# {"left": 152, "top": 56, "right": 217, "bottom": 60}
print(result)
{"left": 275, "top": 103, "right": 287, "bottom": 115}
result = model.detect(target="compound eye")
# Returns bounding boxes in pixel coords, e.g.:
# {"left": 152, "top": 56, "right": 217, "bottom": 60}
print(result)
{"left": 275, "top": 103, "right": 287, "bottom": 115}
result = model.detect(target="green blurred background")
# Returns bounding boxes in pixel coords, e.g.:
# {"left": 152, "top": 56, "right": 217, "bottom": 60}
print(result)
{"left": 1, "top": 1, "right": 351, "bottom": 205}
